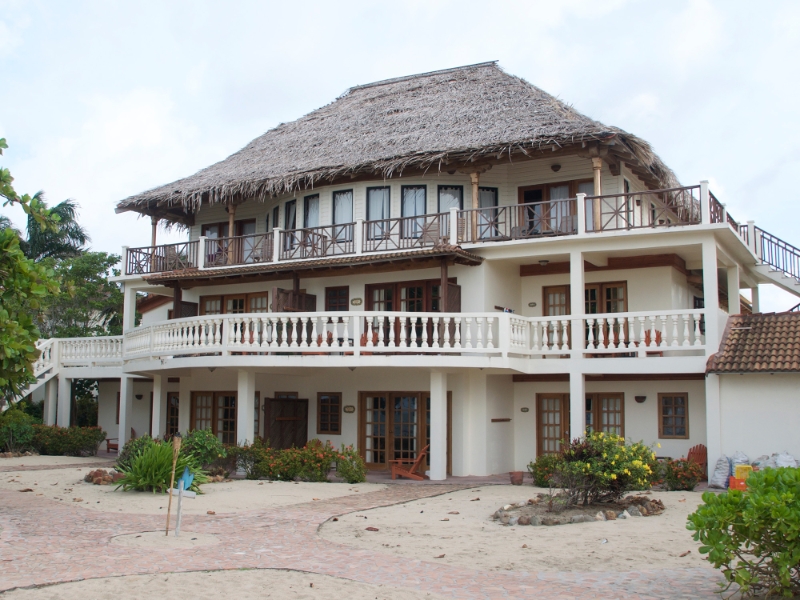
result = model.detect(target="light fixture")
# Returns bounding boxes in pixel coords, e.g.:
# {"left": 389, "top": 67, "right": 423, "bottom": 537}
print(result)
{"left": 539, "top": 259, "right": 549, "bottom": 267}
{"left": 135, "top": 394, "right": 143, "bottom": 400}
{"left": 550, "top": 164, "right": 561, "bottom": 172}
{"left": 208, "top": 367, "right": 216, "bottom": 373}
{"left": 635, "top": 395, "right": 647, "bottom": 403}
{"left": 348, "top": 367, "right": 356, "bottom": 372}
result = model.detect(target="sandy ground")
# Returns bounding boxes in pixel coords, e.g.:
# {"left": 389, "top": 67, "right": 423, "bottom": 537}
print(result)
{"left": 0, "top": 455, "right": 112, "bottom": 468}
{"left": 2, "top": 569, "right": 443, "bottom": 600}
{"left": 0, "top": 458, "right": 384, "bottom": 514}
{"left": 319, "top": 485, "right": 711, "bottom": 573}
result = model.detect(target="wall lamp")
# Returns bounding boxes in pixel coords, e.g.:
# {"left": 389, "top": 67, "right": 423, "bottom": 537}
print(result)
{"left": 135, "top": 394, "right": 143, "bottom": 400}
{"left": 634, "top": 395, "right": 647, "bottom": 404}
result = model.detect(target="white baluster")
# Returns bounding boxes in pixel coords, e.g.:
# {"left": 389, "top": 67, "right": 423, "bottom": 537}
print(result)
{"left": 290, "top": 317, "right": 299, "bottom": 348}
{"left": 532, "top": 320, "right": 540, "bottom": 351}
{"left": 561, "top": 319, "right": 569, "bottom": 351}
{"left": 432, "top": 317, "right": 440, "bottom": 349}
{"left": 476, "top": 317, "right": 484, "bottom": 349}
{"left": 298, "top": 317, "right": 308, "bottom": 348}
{"left": 693, "top": 314, "right": 703, "bottom": 346}
{"left": 587, "top": 318, "right": 595, "bottom": 349}
{"left": 464, "top": 317, "right": 473, "bottom": 349}
{"left": 342, "top": 316, "right": 351, "bottom": 349}
{"left": 659, "top": 316, "right": 667, "bottom": 348}
{"left": 421, "top": 317, "right": 430, "bottom": 348}
{"left": 279, "top": 317, "right": 289, "bottom": 348}
{"left": 486, "top": 317, "right": 494, "bottom": 349}
{"left": 409, "top": 317, "right": 417, "bottom": 348}
{"left": 671, "top": 315, "right": 679, "bottom": 347}
{"left": 454, "top": 317, "right": 462, "bottom": 349}
{"left": 648, "top": 317, "right": 657, "bottom": 348}
{"left": 366, "top": 318, "right": 375, "bottom": 348}
{"left": 682, "top": 314, "right": 691, "bottom": 347}
{"left": 388, "top": 317, "right": 396, "bottom": 348}
{"left": 399, "top": 316, "right": 407, "bottom": 348}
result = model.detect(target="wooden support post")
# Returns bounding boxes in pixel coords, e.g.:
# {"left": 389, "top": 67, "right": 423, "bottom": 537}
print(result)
{"left": 591, "top": 157, "right": 603, "bottom": 232}
{"left": 470, "top": 172, "right": 480, "bottom": 242}
{"left": 292, "top": 272, "right": 300, "bottom": 294}
{"left": 440, "top": 258, "right": 448, "bottom": 312}
{"left": 227, "top": 204, "right": 236, "bottom": 264}
{"left": 172, "top": 283, "right": 182, "bottom": 319}
{"left": 150, "top": 216, "right": 159, "bottom": 271}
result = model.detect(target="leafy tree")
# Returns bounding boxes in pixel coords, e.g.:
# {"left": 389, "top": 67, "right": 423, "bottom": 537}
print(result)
{"left": 22, "top": 195, "right": 90, "bottom": 261}
{"left": 0, "top": 139, "right": 60, "bottom": 403}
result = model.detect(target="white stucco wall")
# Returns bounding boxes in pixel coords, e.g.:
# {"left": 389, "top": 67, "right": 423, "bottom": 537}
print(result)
{"left": 718, "top": 373, "right": 800, "bottom": 460}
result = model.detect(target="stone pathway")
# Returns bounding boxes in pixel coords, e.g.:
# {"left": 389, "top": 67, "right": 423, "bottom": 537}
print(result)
{"left": 0, "top": 483, "right": 724, "bottom": 599}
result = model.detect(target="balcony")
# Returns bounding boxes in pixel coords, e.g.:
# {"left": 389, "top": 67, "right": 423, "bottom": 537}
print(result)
{"left": 122, "top": 309, "right": 707, "bottom": 366}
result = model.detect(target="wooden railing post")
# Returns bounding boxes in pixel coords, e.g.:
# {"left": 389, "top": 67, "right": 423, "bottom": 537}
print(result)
{"left": 355, "top": 219, "right": 363, "bottom": 255}
{"left": 198, "top": 236, "right": 207, "bottom": 269}
{"left": 449, "top": 208, "right": 459, "bottom": 245}
{"left": 576, "top": 194, "right": 586, "bottom": 235}
{"left": 272, "top": 227, "right": 282, "bottom": 263}
{"left": 700, "top": 180, "right": 710, "bottom": 224}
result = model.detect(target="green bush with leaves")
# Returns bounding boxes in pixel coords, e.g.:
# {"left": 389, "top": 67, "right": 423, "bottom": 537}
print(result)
{"left": 116, "top": 441, "right": 208, "bottom": 493}
{"left": 0, "top": 408, "right": 35, "bottom": 452}
{"left": 31, "top": 424, "right": 106, "bottom": 456}
{"left": 116, "top": 434, "right": 155, "bottom": 472}
{"left": 233, "top": 438, "right": 271, "bottom": 479}
{"left": 335, "top": 444, "right": 367, "bottom": 483}
{"left": 550, "top": 431, "right": 658, "bottom": 505}
{"left": 663, "top": 458, "right": 704, "bottom": 491}
{"left": 688, "top": 467, "right": 800, "bottom": 598}
{"left": 528, "top": 453, "right": 560, "bottom": 488}
{"left": 181, "top": 429, "right": 227, "bottom": 468}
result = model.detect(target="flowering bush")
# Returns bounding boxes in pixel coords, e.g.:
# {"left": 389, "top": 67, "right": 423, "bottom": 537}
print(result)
{"left": 31, "top": 424, "right": 106, "bottom": 456}
{"left": 663, "top": 458, "right": 704, "bottom": 491}
{"left": 181, "top": 429, "right": 227, "bottom": 468}
{"left": 550, "top": 431, "right": 658, "bottom": 505}
{"left": 528, "top": 453, "right": 560, "bottom": 488}
{"left": 335, "top": 444, "right": 367, "bottom": 483}
{"left": 688, "top": 467, "right": 800, "bottom": 598}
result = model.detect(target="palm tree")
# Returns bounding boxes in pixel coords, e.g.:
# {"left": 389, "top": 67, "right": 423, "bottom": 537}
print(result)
{"left": 23, "top": 193, "right": 90, "bottom": 260}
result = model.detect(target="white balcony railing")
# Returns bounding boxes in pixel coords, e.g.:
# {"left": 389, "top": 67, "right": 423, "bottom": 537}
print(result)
{"left": 58, "top": 336, "right": 124, "bottom": 367}
{"left": 122, "top": 310, "right": 707, "bottom": 363}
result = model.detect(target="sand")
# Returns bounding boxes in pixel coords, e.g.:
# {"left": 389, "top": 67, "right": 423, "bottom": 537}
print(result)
{"left": 0, "top": 455, "right": 113, "bottom": 468}
{"left": 0, "top": 457, "right": 385, "bottom": 514}
{"left": 2, "top": 569, "right": 443, "bottom": 600}
{"left": 319, "top": 485, "right": 711, "bottom": 573}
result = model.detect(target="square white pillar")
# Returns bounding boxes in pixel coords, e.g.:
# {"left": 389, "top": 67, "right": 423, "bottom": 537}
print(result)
{"left": 705, "top": 374, "right": 722, "bottom": 479}
{"left": 178, "top": 376, "right": 192, "bottom": 434}
{"left": 702, "top": 240, "right": 720, "bottom": 351}
{"left": 429, "top": 371, "right": 448, "bottom": 481}
{"left": 569, "top": 370, "right": 586, "bottom": 441}
{"left": 465, "top": 371, "right": 488, "bottom": 476}
{"left": 751, "top": 286, "right": 760, "bottom": 313}
{"left": 237, "top": 370, "right": 256, "bottom": 445}
{"left": 44, "top": 378, "right": 58, "bottom": 426}
{"left": 119, "top": 376, "right": 134, "bottom": 446}
{"left": 569, "top": 249, "right": 584, "bottom": 357}
{"left": 727, "top": 265, "right": 740, "bottom": 315}
{"left": 151, "top": 374, "right": 164, "bottom": 439}
{"left": 57, "top": 377, "right": 71, "bottom": 427}
{"left": 122, "top": 283, "right": 137, "bottom": 332}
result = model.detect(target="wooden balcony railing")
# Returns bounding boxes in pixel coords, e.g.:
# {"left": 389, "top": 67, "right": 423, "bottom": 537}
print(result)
{"left": 126, "top": 241, "right": 199, "bottom": 275}
{"left": 456, "top": 198, "right": 576, "bottom": 244}
{"left": 204, "top": 232, "right": 273, "bottom": 267}
{"left": 280, "top": 224, "right": 355, "bottom": 260}
{"left": 362, "top": 213, "right": 449, "bottom": 253}
{"left": 585, "top": 186, "right": 701, "bottom": 232}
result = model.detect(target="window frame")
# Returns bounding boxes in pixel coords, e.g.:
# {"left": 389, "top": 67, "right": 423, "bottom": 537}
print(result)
{"left": 284, "top": 199, "right": 297, "bottom": 231}
{"left": 317, "top": 392, "right": 342, "bottom": 435}
{"left": 658, "top": 393, "right": 689, "bottom": 439}
{"left": 325, "top": 286, "right": 349, "bottom": 311}
{"left": 437, "top": 184, "right": 464, "bottom": 213}
{"left": 190, "top": 390, "right": 238, "bottom": 443}
{"left": 304, "top": 194, "right": 320, "bottom": 229}
{"left": 585, "top": 393, "right": 625, "bottom": 437}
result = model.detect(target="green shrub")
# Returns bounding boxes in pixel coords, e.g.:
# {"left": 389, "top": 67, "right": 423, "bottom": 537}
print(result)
{"left": 182, "top": 429, "right": 227, "bottom": 468}
{"left": 551, "top": 431, "right": 657, "bottom": 505}
{"left": 688, "top": 467, "right": 800, "bottom": 598}
{"left": 528, "top": 453, "right": 560, "bottom": 488}
{"left": 116, "top": 441, "right": 208, "bottom": 493}
{"left": 335, "top": 444, "right": 367, "bottom": 483}
{"left": 255, "top": 449, "right": 299, "bottom": 481}
{"left": 116, "top": 434, "right": 155, "bottom": 472}
{"left": 233, "top": 438, "right": 271, "bottom": 479}
{"left": 31, "top": 425, "right": 106, "bottom": 456}
{"left": 295, "top": 439, "right": 337, "bottom": 482}
{"left": 0, "top": 408, "right": 35, "bottom": 452}
{"left": 663, "top": 458, "right": 704, "bottom": 491}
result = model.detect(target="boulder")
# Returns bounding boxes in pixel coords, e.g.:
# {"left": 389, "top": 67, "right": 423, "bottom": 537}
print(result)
{"left": 570, "top": 514, "right": 591, "bottom": 524}
{"left": 508, "top": 516, "right": 519, "bottom": 526}
{"left": 595, "top": 511, "right": 606, "bottom": 521}
{"left": 627, "top": 505, "right": 642, "bottom": 517}
{"left": 618, "top": 510, "right": 631, "bottom": 520}
{"left": 529, "top": 516, "right": 542, "bottom": 526}
{"left": 639, "top": 505, "right": 649, "bottom": 516}
{"left": 604, "top": 510, "right": 617, "bottom": 521}
{"left": 518, "top": 515, "right": 531, "bottom": 526}
{"left": 541, "top": 516, "right": 560, "bottom": 526}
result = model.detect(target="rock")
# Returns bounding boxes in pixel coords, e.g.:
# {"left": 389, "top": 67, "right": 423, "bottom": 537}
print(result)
{"left": 365, "top": 527, "right": 379, "bottom": 532}
{"left": 529, "top": 516, "right": 542, "bottom": 526}
{"left": 503, "top": 504, "right": 513, "bottom": 511}
{"left": 92, "top": 477, "right": 103, "bottom": 485}
{"left": 448, "top": 511, "right": 459, "bottom": 515}
{"left": 528, "top": 497, "right": 540, "bottom": 505}
{"left": 541, "top": 517, "right": 560, "bottom": 526}
{"left": 604, "top": 510, "right": 617, "bottom": 521}
{"left": 639, "top": 505, "right": 649, "bottom": 516}
{"left": 508, "top": 517, "right": 519, "bottom": 526}
{"left": 570, "top": 514, "right": 591, "bottom": 524}
{"left": 500, "top": 515, "right": 510, "bottom": 525}
{"left": 493, "top": 510, "right": 506, "bottom": 520}
{"left": 627, "top": 505, "right": 642, "bottom": 517}
{"left": 595, "top": 511, "right": 606, "bottom": 521}
{"left": 618, "top": 510, "right": 631, "bottom": 520}
{"left": 518, "top": 515, "right": 531, "bottom": 525}
{"left": 206, "top": 510, "right": 216, "bottom": 515}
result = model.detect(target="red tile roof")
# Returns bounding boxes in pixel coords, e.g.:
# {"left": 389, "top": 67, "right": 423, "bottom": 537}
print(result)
{"left": 706, "top": 311, "right": 800, "bottom": 373}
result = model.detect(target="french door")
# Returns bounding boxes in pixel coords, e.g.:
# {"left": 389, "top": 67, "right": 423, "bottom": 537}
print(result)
{"left": 191, "top": 391, "right": 237, "bottom": 444}
{"left": 359, "top": 391, "right": 451, "bottom": 473}
{"left": 536, "top": 393, "right": 570, "bottom": 456}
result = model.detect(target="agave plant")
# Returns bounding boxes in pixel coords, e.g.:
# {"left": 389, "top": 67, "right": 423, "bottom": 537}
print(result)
{"left": 116, "top": 441, "right": 208, "bottom": 493}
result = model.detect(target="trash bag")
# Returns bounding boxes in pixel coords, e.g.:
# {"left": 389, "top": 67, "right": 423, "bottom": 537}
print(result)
{"left": 751, "top": 455, "right": 770, "bottom": 469}
{"left": 708, "top": 455, "right": 732, "bottom": 489}
{"left": 764, "top": 453, "right": 779, "bottom": 469}
{"left": 731, "top": 451, "right": 750, "bottom": 467}
{"left": 776, "top": 452, "right": 798, "bottom": 468}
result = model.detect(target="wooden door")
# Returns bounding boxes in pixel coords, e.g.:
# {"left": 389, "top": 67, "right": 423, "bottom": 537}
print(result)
{"left": 166, "top": 392, "right": 179, "bottom": 437}
{"left": 265, "top": 396, "right": 309, "bottom": 449}
{"left": 536, "top": 393, "right": 570, "bottom": 456}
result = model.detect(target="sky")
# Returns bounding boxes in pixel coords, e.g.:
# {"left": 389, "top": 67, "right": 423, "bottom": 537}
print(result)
{"left": 1, "top": 0, "right": 799, "bottom": 311}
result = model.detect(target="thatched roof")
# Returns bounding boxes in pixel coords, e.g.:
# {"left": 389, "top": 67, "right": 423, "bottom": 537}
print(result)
{"left": 117, "top": 61, "right": 678, "bottom": 221}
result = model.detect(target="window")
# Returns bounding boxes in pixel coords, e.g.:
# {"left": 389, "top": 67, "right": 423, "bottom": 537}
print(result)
{"left": 519, "top": 180, "right": 588, "bottom": 236}
{"left": 248, "top": 293, "right": 269, "bottom": 313}
{"left": 585, "top": 393, "right": 624, "bottom": 436}
{"left": 478, "top": 187, "right": 499, "bottom": 239}
{"left": 438, "top": 185, "right": 463, "bottom": 212}
{"left": 317, "top": 393, "right": 342, "bottom": 434}
{"left": 264, "top": 212, "right": 270, "bottom": 233}
{"left": 191, "top": 391, "right": 237, "bottom": 444}
{"left": 304, "top": 194, "right": 320, "bottom": 229}
{"left": 325, "top": 286, "right": 349, "bottom": 311}
{"left": 543, "top": 285, "right": 570, "bottom": 317}
{"left": 659, "top": 393, "right": 689, "bottom": 438}
{"left": 201, "top": 222, "right": 229, "bottom": 239}
{"left": 226, "top": 296, "right": 246, "bottom": 314}
{"left": 333, "top": 190, "right": 353, "bottom": 241}
{"left": 401, "top": 185, "right": 426, "bottom": 238}
{"left": 201, "top": 296, "right": 222, "bottom": 315}
{"left": 272, "top": 206, "right": 279, "bottom": 231}
{"left": 367, "top": 186, "right": 390, "bottom": 239}
{"left": 116, "top": 392, "right": 120, "bottom": 425}
{"left": 284, "top": 200, "right": 297, "bottom": 230}
{"left": 200, "top": 293, "right": 269, "bottom": 315}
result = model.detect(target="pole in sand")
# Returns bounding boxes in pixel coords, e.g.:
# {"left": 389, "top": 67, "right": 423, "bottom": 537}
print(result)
{"left": 165, "top": 432, "right": 182, "bottom": 536}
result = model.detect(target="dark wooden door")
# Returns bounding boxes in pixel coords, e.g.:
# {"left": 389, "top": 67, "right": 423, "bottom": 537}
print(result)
{"left": 265, "top": 397, "right": 309, "bottom": 449}
{"left": 536, "top": 393, "right": 570, "bottom": 456}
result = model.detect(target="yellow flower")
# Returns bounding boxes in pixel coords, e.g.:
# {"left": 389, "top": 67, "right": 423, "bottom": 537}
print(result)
{"left": 610, "top": 473, "right": 617, "bottom": 480}
{"left": 611, "top": 461, "right": 615, "bottom": 465}
{"left": 657, "top": 443, "right": 662, "bottom": 448}
{"left": 651, "top": 453, "right": 656, "bottom": 460}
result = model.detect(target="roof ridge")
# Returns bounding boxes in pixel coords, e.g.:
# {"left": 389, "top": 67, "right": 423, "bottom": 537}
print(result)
{"left": 343, "top": 61, "right": 499, "bottom": 95}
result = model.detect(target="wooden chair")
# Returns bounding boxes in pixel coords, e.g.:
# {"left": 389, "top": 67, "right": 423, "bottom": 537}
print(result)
{"left": 389, "top": 444, "right": 430, "bottom": 481}
{"left": 687, "top": 443, "right": 708, "bottom": 481}
{"left": 105, "top": 428, "right": 136, "bottom": 453}
{"left": 419, "top": 222, "right": 441, "bottom": 246}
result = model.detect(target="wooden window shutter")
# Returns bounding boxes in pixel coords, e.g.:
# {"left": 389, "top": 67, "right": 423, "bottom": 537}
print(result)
{"left": 446, "top": 283, "right": 461, "bottom": 313}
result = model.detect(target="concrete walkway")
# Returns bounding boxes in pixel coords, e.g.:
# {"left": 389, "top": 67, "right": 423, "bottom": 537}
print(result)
{"left": 0, "top": 468, "right": 725, "bottom": 600}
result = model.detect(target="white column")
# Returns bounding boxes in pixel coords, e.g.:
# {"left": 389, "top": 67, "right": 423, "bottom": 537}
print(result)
{"left": 569, "top": 370, "right": 586, "bottom": 441}
{"left": 429, "top": 371, "right": 448, "bottom": 481}
{"left": 57, "top": 377, "right": 71, "bottom": 427}
{"left": 237, "top": 370, "right": 256, "bottom": 445}
{"left": 449, "top": 207, "right": 458, "bottom": 245}
{"left": 44, "top": 378, "right": 58, "bottom": 426}
{"left": 151, "top": 374, "right": 164, "bottom": 439}
{"left": 198, "top": 236, "right": 207, "bottom": 269}
{"left": 751, "top": 286, "right": 760, "bottom": 313}
{"left": 466, "top": 371, "right": 488, "bottom": 476}
{"left": 272, "top": 227, "right": 282, "bottom": 263}
{"left": 705, "top": 373, "right": 722, "bottom": 479}
{"left": 119, "top": 376, "right": 134, "bottom": 446}
{"left": 178, "top": 376, "right": 192, "bottom": 434}
{"left": 702, "top": 240, "right": 720, "bottom": 352}
{"left": 355, "top": 219, "right": 364, "bottom": 255}
{"left": 576, "top": 193, "right": 586, "bottom": 235}
{"left": 122, "top": 282, "right": 137, "bottom": 332}
{"left": 569, "top": 249, "right": 584, "bottom": 357}
{"left": 700, "top": 180, "right": 710, "bottom": 225}
{"left": 747, "top": 220, "right": 757, "bottom": 257}
{"left": 727, "top": 265, "right": 740, "bottom": 315}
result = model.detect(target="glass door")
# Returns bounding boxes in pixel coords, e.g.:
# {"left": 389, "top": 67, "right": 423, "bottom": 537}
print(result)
{"left": 362, "top": 394, "right": 387, "bottom": 467}
{"left": 536, "top": 394, "right": 570, "bottom": 455}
